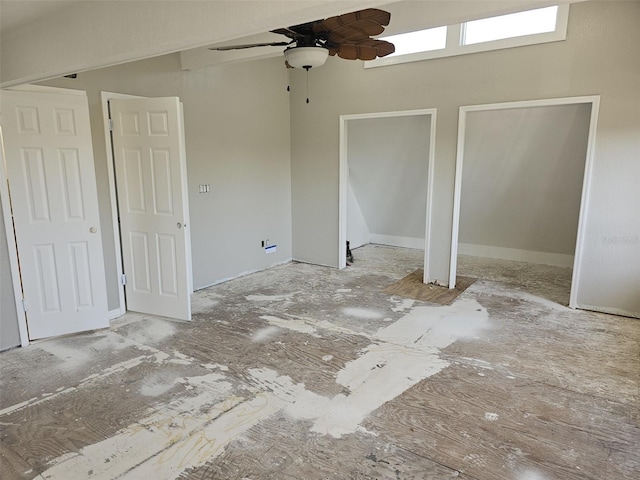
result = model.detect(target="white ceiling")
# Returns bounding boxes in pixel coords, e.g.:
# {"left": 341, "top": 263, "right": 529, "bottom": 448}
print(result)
{"left": 0, "top": 0, "right": 578, "bottom": 38}
{"left": 180, "top": 0, "right": 578, "bottom": 70}
{"left": 0, "top": 0, "right": 584, "bottom": 79}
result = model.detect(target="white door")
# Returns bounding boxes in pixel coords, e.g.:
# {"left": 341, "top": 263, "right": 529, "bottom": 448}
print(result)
{"left": 1, "top": 88, "right": 108, "bottom": 340}
{"left": 110, "top": 97, "right": 191, "bottom": 321}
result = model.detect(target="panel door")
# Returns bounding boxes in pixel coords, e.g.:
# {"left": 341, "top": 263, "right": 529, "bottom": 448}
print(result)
{"left": 1, "top": 89, "right": 108, "bottom": 340}
{"left": 110, "top": 97, "right": 191, "bottom": 321}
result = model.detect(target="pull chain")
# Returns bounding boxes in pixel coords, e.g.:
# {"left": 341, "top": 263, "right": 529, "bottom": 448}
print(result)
{"left": 287, "top": 68, "right": 312, "bottom": 103}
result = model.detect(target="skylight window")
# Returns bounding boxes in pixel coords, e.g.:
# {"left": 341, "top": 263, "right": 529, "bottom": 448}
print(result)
{"left": 368, "top": 4, "right": 568, "bottom": 69}
{"left": 462, "top": 6, "right": 559, "bottom": 45}
{"left": 384, "top": 26, "right": 447, "bottom": 57}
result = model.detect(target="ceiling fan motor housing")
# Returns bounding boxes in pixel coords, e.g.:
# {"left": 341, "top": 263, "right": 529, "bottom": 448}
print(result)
{"left": 284, "top": 46, "right": 329, "bottom": 69}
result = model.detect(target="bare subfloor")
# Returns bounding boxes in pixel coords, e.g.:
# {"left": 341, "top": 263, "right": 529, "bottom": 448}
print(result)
{"left": 1, "top": 245, "right": 638, "bottom": 480}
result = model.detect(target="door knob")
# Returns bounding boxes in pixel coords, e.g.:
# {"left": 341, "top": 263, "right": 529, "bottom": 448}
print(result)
{"left": 177, "top": 222, "right": 182, "bottom": 229}
{"left": 89, "top": 227, "right": 97, "bottom": 233}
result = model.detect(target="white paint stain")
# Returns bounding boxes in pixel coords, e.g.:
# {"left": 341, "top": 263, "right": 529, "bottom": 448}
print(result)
{"left": 0, "top": 352, "right": 169, "bottom": 417}
{"left": 251, "top": 325, "right": 281, "bottom": 342}
{"left": 470, "top": 282, "right": 569, "bottom": 311}
{"left": 247, "top": 368, "right": 328, "bottom": 421}
{"left": 37, "top": 342, "right": 92, "bottom": 372}
{"left": 463, "top": 453, "right": 487, "bottom": 468}
{"left": 245, "top": 292, "right": 298, "bottom": 302}
{"left": 484, "top": 412, "right": 499, "bottom": 421}
{"left": 41, "top": 373, "right": 241, "bottom": 480}
{"left": 140, "top": 374, "right": 178, "bottom": 397}
{"left": 203, "top": 363, "right": 229, "bottom": 371}
{"left": 125, "top": 319, "right": 177, "bottom": 345}
{"left": 342, "top": 307, "right": 385, "bottom": 320}
{"left": 262, "top": 314, "right": 362, "bottom": 338}
{"left": 33, "top": 297, "right": 492, "bottom": 478}
{"left": 140, "top": 366, "right": 218, "bottom": 397}
{"left": 375, "top": 298, "right": 490, "bottom": 349}
{"left": 248, "top": 298, "right": 490, "bottom": 438}
{"left": 517, "top": 469, "right": 550, "bottom": 480}
{"left": 322, "top": 355, "right": 334, "bottom": 362}
{"left": 390, "top": 298, "right": 415, "bottom": 312}
{"left": 168, "top": 359, "right": 192, "bottom": 365}
{"left": 167, "top": 350, "right": 195, "bottom": 365}
{"left": 336, "top": 289, "right": 352, "bottom": 293}
{"left": 123, "top": 394, "right": 282, "bottom": 479}
{"left": 460, "top": 357, "right": 495, "bottom": 370}
{"left": 260, "top": 315, "right": 318, "bottom": 336}
{"left": 190, "top": 291, "right": 223, "bottom": 314}
{"left": 172, "top": 351, "right": 190, "bottom": 360}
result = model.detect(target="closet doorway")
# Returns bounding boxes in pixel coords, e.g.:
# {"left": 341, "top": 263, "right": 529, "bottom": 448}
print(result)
{"left": 450, "top": 96, "right": 600, "bottom": 307}
{"left": 339, "top": 109, "right": 437, "bottom": 282}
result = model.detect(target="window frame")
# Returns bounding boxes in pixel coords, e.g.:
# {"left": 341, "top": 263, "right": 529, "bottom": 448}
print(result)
{"left": 365, "top": 4, "right": 569, "bottom": 69}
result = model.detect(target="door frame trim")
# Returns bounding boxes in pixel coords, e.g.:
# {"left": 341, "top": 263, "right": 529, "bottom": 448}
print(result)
{"left": 449, "top": 95, "right": 601, "bottom": 309}
{"left": 338, "top": 108, "right": 438, "bottom": 283}
{"left": 100, "top": 91, "right": 144, "bottom": 319}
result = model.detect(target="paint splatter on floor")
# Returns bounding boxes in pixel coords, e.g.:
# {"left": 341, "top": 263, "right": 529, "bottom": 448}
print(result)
{"left": 2, "top": 246, "right": 637, "bottom": 480}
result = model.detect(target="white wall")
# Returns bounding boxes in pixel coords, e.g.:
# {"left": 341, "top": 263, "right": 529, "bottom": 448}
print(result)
{"left": 41, "top": 54, "right": 293, "bottom": 307}
{"left": 459, "top": 104, "right": 591, "bottom": 263}
{"left": 347, "top": 115, "right": 430, "bottom": 249}
{"left": 346, "top": 181, "right": 370, "bottom": 249}
{"left": 0, "top": 195, "right": 21, "bottom": 350}
{"left": 290, "top": 1, "right": 640, "bottom": 317}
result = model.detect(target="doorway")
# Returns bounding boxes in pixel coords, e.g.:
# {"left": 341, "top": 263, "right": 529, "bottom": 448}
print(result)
{"left": 450, "top": 96, "right": 600, "bottom": 307}
{"left": 102, "top": 93, "right": 193, "bottom": 321}
{"left": 339, "top": 109, "right": 437, "bottom": 281}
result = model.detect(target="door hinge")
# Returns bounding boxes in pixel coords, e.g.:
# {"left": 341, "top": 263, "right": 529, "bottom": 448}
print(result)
{"left": 108, "top": 118, "right": 114, "bottom": 131}
{"left": 22, "top": 299, "right": 28, "bottom": 312}
{"left": 121, "top": 274, "right": 127, "bottom": 286}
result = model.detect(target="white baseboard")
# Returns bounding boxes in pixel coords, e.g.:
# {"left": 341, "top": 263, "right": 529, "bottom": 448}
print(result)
{"left": 369, "top": 234, "right": 425, "bottom": 250}
{"left": 577, "top": 303, "right": 639, "bottom": 319}
{"left": 195, "top": 258, "right": 293, "bottom": 291}
{"left": 458, "top": 243, "right": 574, "bottom": 268}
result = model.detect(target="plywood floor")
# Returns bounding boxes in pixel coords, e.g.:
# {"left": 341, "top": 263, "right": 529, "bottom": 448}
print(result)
{"left": 1, "top": 245, "right": 638, "bottom": 479}
{"left": 383, "top": 269, "right": 475, "bottom": 304}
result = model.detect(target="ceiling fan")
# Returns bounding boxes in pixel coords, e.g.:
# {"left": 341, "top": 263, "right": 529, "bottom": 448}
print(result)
{"left": 209, "top": 8, "right": 395, "bottom": 70}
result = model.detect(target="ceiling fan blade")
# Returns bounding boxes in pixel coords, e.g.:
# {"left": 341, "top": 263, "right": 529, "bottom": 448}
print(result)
{"left": 270, "top": 27, "right": 302, "bottom": 40}
{"left": 367, "top": 39, "right": 395, "bottom": 58}
{"left": 332, "top": 39, "right": 395, "bottom": 61}
{"left": 278, "top": 19, "right": 322, "bottom": 37}
{"left": 315, "top": 8, "right": 391, "bottom": 43}
{"left": 209, "top": 41, "right": 291, "bottom": 51}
